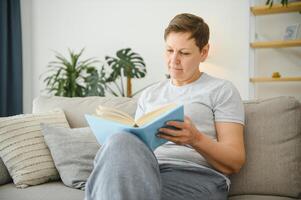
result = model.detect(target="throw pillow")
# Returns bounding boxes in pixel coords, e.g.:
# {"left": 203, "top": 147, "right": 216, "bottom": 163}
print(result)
{"left": 0, "top": 109, "right": 69, "bottom": 188}
{"left": 41, "top": 124, "right": 100, "bottom": 190}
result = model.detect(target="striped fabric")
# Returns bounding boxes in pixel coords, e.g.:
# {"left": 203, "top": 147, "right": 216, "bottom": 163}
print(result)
{"left": 0, "top": 109, "right": 69, "bottom": 188}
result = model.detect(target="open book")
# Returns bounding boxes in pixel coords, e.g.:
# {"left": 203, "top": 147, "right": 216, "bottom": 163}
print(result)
{"left": 85, "top": 103, "right": 184, "bottom": 151}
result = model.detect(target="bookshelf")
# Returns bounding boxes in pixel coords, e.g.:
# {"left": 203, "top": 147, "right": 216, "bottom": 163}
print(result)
{"left": 249, "top": 1, "right": 301, "bottom": 96}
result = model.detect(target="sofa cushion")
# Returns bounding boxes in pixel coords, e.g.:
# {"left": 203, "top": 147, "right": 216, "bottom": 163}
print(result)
{"left": 0, "top": 109, "right": 69, "bottom": 188}
{"left": 33, "top": 96, "right": 138, "bottom": 128}
{"left": 0, "top": 182, "right": 84, "bottom": 200}
{"left": 41, "top": 124, "right": 100, "bottom": 190}
{"left": 0, "top": 158, "right": 11, "bottom": 185}
{"left": 229, "top": 96, "right": 301, "bottom": 198}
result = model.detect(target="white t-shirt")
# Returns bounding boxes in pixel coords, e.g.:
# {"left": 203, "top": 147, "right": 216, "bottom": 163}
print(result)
{"left": 135, "top": 72, "right": 245, "bottom": 187}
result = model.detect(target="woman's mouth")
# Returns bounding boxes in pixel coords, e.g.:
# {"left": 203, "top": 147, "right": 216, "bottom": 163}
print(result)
{"left": 170, "top": 68, "right": 183, "bottom": 71}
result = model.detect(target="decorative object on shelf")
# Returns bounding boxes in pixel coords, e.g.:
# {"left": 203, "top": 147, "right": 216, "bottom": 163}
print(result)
{"left": 266, "top": 0, "right": 288, "bottom": 7}
{"left": 283, "top": 24, "right": 300, "bottom": 40}
{"left": 252, "top": 1, "right": 301, "bottom": 15}
{"left": 42, "top": 49, "right": 106, "bottom": 97}
{"left": 272, "top": 72, "right": 282, "bottom": 78}
{"left": 105, "top": 48, "right": 147, "bottom": 97}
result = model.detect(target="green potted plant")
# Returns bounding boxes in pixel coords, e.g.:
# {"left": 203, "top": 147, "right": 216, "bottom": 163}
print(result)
{"left": 105, "top": 48, "right": 147, "bottom": 97}
{"left": 42, "top": 48, "right": 106, "bottom": 97}
{"left": 266, "top": 0, "right": 288, "bottom": 7}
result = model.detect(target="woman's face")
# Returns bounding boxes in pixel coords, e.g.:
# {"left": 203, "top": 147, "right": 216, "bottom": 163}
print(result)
{"left": 164, "top": 32, "right": 208, "bottom": 85}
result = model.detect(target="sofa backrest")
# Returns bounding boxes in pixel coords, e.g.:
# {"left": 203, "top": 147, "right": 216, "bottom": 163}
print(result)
{"left": 33, "top": 96, "right": 138, "bottom": 128}
{"left": 229, "top": 96, "right": 301, "bottom": 198}
{"left": 32, "top": 95, "right": 301, "bottom": 198}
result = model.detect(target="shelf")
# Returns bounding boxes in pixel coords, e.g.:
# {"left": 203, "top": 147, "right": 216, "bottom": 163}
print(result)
{"left": 250, "top": 77, "right": 301, "bottom": 82}
{"left": 250, "top": 40, "right": 301, "bottom": 48}
{"left": 250, "top": 2, "right": 301, "bottom": 15}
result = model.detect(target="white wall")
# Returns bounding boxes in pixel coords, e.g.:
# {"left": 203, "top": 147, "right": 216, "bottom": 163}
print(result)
{"left": 21, "top": 0, "right": 250, "bottom": 113}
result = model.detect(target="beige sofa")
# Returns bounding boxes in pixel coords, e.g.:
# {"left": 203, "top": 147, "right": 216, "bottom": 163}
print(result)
{"left": 0, "top": 95, "right": 300, "bottom": 200}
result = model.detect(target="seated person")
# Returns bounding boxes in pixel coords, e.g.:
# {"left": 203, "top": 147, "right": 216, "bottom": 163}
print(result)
{"left": 85, "top": 13, "right": 245, "bottom": 200}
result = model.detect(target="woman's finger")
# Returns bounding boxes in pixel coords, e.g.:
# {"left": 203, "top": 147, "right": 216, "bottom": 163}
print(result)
{"left": 166, "top": 121, "right": 185, "bottom": 129}
{"left": 159, "top": 127, "right": 181, "bottom": 137}
{"left": 157, "top": 133, "right": 182, "bottom": 144}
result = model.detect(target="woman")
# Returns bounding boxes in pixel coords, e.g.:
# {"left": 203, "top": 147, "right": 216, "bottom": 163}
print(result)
{"left": 85, "top": 13, "right": 245, "bottom": 200}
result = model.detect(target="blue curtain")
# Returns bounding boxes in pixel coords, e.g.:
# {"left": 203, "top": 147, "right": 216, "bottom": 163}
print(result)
{"left": 0, "top": 0, "right": 23, "bottom": 117}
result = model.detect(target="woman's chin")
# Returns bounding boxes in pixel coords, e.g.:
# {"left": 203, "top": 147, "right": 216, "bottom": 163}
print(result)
{"left": 170, "top": 73, "right": 184, "bottom": 80}
{"left": 170, "top": 70, "right": 183, "bottom": 76}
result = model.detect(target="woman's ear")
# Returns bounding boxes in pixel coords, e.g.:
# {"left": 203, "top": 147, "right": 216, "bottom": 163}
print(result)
{"left": 200, "top": 44, "right": 209, "bottom": 62}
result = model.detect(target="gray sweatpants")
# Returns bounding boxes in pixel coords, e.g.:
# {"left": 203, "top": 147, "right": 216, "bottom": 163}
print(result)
{"left": 85, "top": 133, "right": 228, "bottom": 200}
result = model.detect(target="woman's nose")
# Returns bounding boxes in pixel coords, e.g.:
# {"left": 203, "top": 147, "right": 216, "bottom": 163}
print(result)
{"left": 170, "top": 52, "right": 180, "bottom": 64}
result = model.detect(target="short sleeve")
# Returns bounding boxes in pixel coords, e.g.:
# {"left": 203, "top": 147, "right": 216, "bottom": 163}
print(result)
{"left": 213, "top": 82, "right": 245, "bottom": 125}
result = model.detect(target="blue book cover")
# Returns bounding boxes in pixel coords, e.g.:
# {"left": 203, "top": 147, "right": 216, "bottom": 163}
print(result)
{"left": 85, "top": 104, "right": 184, "bottom": 151}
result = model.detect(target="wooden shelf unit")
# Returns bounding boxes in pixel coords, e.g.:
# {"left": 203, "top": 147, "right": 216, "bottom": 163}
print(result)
{"left": 250, "top": 2, "right": 301, "bottom": 15}
{"left": 250, "top": 40, "right": 301, "bottom": 48}
{"left": 249, "top": 1, "right": 301, "bottom": 88}
{"left": 250, "top": 77, "right": 301, "bottom": 82}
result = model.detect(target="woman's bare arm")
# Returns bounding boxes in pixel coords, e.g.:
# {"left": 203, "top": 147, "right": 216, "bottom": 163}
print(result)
{"left": 158, "top": 117, "right": 245, "bottom": 175}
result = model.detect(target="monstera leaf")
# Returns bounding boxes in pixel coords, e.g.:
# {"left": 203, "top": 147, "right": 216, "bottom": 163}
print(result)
{"left": 105, "top": 48, "right": 147, "bottom": 97}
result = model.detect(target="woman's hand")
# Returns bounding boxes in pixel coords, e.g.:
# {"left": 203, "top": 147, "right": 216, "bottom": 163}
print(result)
{"left": 158, "top": 116, "right": 202, "bottom": 146}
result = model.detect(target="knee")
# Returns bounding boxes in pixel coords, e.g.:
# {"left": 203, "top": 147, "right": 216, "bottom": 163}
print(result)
{"left": 105, "top": 132, "right": 142, "bottom": 149}
{"left": 94, "top": 133, "right": 158, "bottom": 169}
{"left": 93, "top": 134, "right": 136, "bottom": 168}
{"left": 96, "top": 133, "right": 148, "bottom": 165}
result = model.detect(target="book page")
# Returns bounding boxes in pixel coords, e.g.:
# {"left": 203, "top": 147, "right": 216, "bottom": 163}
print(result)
{"left": 95, "top": 106, "right": 135, "bottom": 126}
{"left": 136, "top": 103, "right": 178, "bottom": 126}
